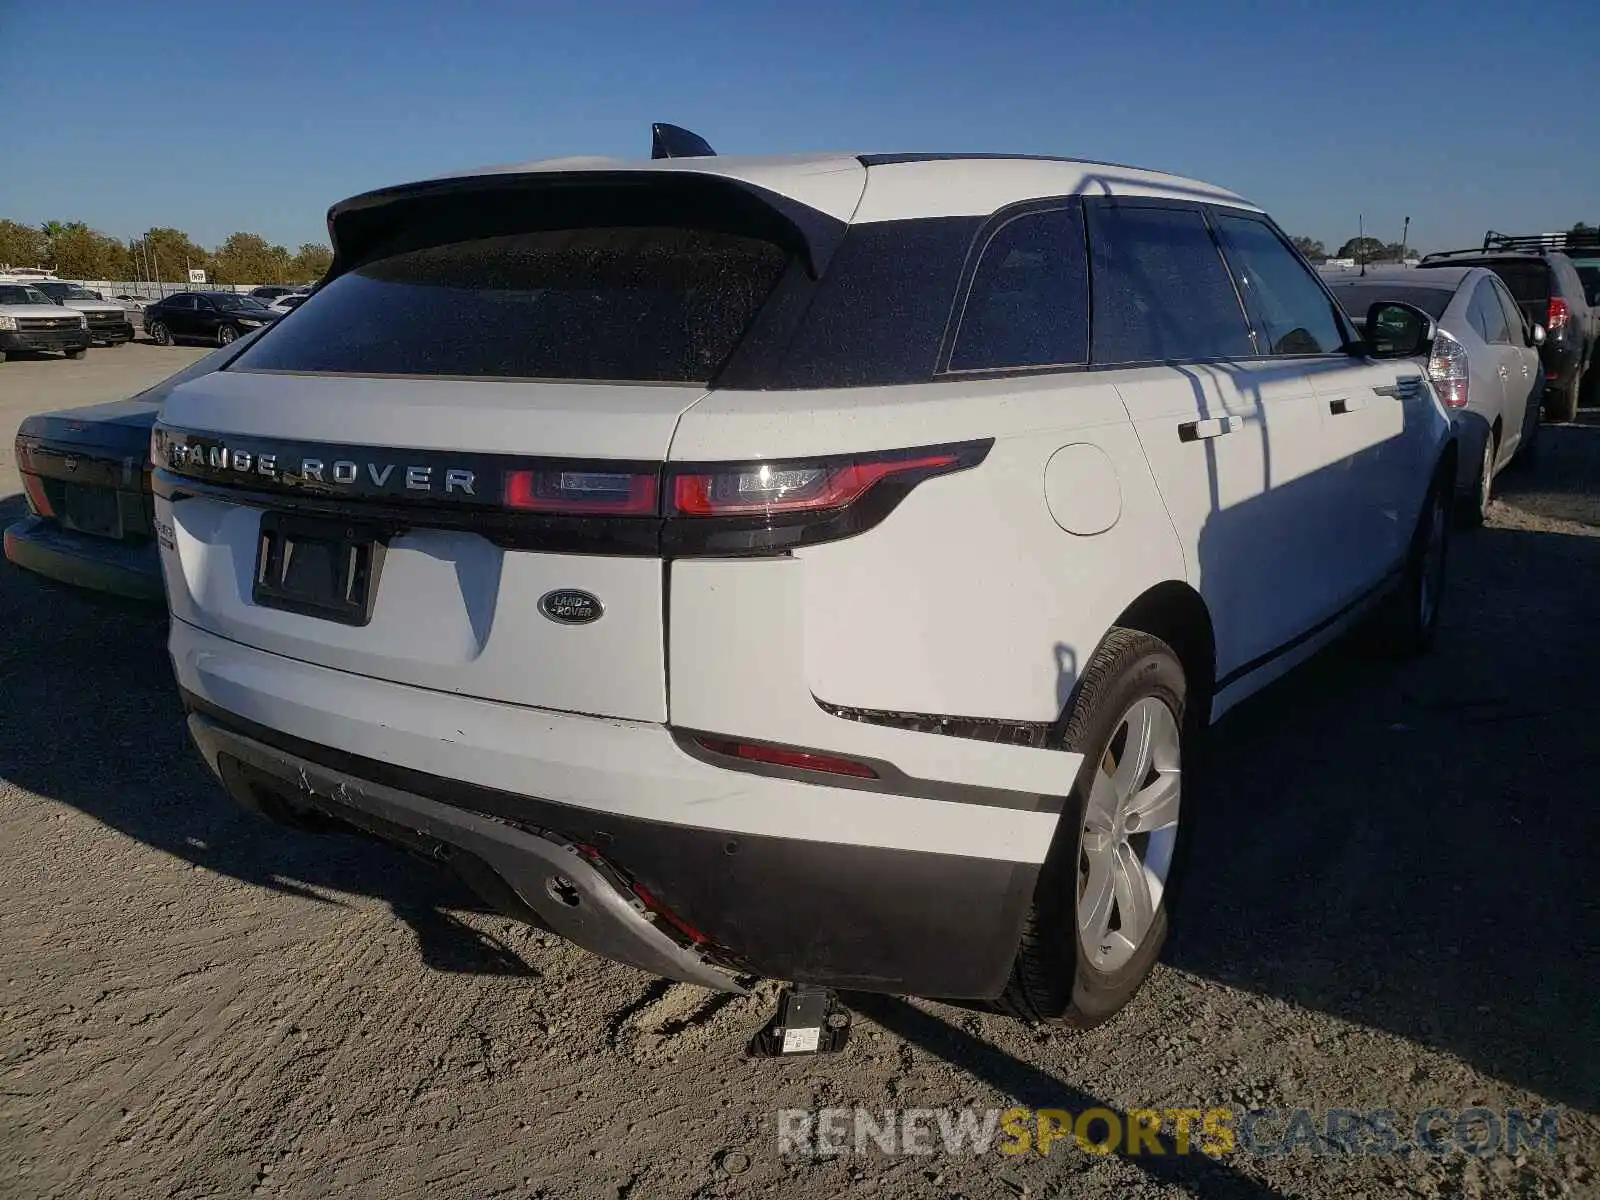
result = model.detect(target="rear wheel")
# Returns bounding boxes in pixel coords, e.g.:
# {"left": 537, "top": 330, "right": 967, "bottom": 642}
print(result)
{"left": 218, "top": 324, "right": 238, "bottom": 346}
{"left": 998, "top": 629, "right": 1188, "bottom": 1027}
{"left": 1510, "top": 398, "right": 1540, "bottom": 470}
{"left": 65, "top": 347, "right": 87, "bottom": 360}
{"left": 1369, "top": 471, "right": 1450, "bottom": 658}
{"left": 1546, "top": 374, "right": 1579, "bottom": 423}
{"left": 1459, "top": 428, "right": 1496, "bottom": 526}
{"left": 148, "top": 321, "right": 172, "bottom": 346}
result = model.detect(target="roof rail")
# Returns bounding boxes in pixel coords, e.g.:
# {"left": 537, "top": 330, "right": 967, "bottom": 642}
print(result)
{"left": 1417, "top": 248, "right": 1496, "bottom": 264}
{"left": 1480, "top": 230, "right": 1600, "bottom": 253}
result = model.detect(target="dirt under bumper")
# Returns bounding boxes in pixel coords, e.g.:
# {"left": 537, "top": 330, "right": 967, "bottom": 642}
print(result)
{"left": 182, "top": 697, "right": 1048, "bottom": 999}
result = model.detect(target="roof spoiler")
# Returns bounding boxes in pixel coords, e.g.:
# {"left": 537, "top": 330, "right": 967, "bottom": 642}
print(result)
{"left": 651, "top": 123, "right": 716, "bottom": 160}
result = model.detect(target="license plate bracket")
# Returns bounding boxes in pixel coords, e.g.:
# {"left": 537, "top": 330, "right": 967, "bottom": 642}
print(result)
{"left": 253, "top": 512, "right": 387, "bottom": 627}
{"left": 60, "top": 484, "right": 124, "bottom": 539}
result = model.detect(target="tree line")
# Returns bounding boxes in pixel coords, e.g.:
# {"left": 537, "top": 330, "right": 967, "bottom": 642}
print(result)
{"left": 0, "top": 219, "right": 332, "bottom": 285}
{"left": 1292, "top": 221, "right": 1598, "bottom": 265}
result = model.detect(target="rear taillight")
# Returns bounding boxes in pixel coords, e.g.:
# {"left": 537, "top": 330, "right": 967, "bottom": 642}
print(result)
{"left": 1547, "top": 298, "right": 1570, "bottom": 332}
{"left": 670, "top": 453, "right": 960, "bottom": 517}
{"left": 21, "top": 473, "right": 53, "bottom": 518}
{"left": 503, "top": 468, "right": 657, "bottom": 515}
{"left": 1427, "top": 330, "right": 1470, "bottom": 409}
{"left": 694, "top": 736, "right": 879, "bottom": 779}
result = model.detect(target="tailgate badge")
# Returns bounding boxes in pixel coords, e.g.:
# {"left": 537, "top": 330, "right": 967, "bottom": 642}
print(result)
{"left": 63, "top": 455, "right": 79, "bottom": 473}
{"left": 539, "top": 589, "right": 603, "bottom": 626}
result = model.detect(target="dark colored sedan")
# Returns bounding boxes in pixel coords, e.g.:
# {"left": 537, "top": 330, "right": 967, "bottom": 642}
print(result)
{"left": 4, "top": 339, "right": 253, "bottom": 600}
{"left": 143, "top": 291, "right": 280, "bottom": 348}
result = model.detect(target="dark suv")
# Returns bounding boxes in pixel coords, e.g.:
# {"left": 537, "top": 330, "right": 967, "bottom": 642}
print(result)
{"left": 1419, "top": 233, "right": 1596, "bottom": 422}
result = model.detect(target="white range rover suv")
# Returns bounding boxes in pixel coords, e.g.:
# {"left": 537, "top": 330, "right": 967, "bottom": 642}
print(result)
{"left": 152, "top": 145, "right": 1456, "bottom": 1026}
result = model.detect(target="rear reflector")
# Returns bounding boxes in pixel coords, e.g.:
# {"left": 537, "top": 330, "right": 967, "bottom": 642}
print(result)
{"left": 671, "top": 453, "right": 960, "bottom": 517}
{"left": 504, "top": 468, "right": 658, "bottom": 515}
{"left": 694, "top": 736, "right": 879, "bottom": 779}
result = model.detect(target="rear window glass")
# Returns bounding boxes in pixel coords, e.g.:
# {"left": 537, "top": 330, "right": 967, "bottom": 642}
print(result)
{"left": 1483, "top": 260, "right": 1551, "bottom": 303}
{"left": 232, "top": 227, "right": 789, "bottom": 382}
{"left": 1327, "top": 283, "right": 1451, "bottom": 321}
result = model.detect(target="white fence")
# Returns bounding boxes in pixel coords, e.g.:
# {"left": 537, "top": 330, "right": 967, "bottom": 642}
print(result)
{"left": 74, "top": 280, "right": 270, "bottom": 300}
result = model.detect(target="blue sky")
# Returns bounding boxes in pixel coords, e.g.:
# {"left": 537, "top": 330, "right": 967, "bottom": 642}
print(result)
{"left": 1, "top": 1, "right": 1592, "bottom": 255}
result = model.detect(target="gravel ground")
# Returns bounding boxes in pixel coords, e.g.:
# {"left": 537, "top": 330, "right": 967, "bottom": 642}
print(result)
{"left": 1, "top": 356, "right": 1597, "bottom": 1198}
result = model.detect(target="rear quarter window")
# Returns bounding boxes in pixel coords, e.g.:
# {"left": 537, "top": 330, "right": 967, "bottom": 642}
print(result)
{"left": 232, "top": 227, "right": 789, "bottom": 383}
{"left": 946, "top": 205, "right": 1088, "bottom": 373}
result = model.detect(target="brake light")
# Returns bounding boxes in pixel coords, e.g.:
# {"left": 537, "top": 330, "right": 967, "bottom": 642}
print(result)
{"left": 1547, "top": 297, "right": 1569, "bottom": 331}
{"left": 694, "top": 736, "right": 879, "bottom": 779}
{"left": 1427, "top": 330, "right": 1470, "bottom": 409}
{"left": 503, "top": 468, "right": 657, "bottom": 515}
{"left": 670, "top": 453, "right": 961, "bottom": 517}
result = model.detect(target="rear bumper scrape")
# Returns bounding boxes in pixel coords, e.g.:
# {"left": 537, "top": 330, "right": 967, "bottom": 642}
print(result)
{"left": 188, "top": 713, "right": 749, "bottom": 993}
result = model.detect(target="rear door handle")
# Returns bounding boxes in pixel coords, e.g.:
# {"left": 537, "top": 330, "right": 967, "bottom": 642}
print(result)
{"left": 1498, "top": 365, "right": 1509, "bottom": 380}
{"left": 1328, "top": 395, "right": 1369, "bottom": 415}
{"left": 1177, "top": 416, "right": 1237, "bottom": 442}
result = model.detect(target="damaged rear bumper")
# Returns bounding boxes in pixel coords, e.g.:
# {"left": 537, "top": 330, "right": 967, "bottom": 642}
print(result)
{"left": 188, "top": 712, "right": 749, "bottom": 992}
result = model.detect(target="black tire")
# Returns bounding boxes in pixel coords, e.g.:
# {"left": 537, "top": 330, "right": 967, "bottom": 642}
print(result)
{"left": 65, "top": 347, "right": 87, "bottom": 360}
{"left": 1368, "top": 468, "right": 1450, "bottom": 658}
{"left": 218, "top": 324, "right": 238, "bottom": 347}
{"left": 996, "top": 629, "right": 1190, "bottom": 1028}
{"left": 1457, "top": 428, "right": 1496, "bottom": 527}
{"left": 1546, "top": 374, "right": 1579, "bottom": 423}
{"left": 1509, "top": 400, "right": 1540, "bottom": 471}
{"left": 148, "top": 321, "right": 172, "bottom": 347}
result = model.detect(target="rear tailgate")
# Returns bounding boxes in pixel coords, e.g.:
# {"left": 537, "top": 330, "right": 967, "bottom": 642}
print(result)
{"left": 158, "top": 373, "right": 705, "bottom": 723}
{"left": 16, "top": 399, "right": 161, "bottom": 540}
{"left": 153, "top": 175, "right": 835, "bottom": 724}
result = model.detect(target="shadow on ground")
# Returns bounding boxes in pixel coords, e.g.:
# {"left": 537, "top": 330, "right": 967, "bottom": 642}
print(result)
{"left": 1168, "top": 512, "right": 1600, "bottom": 1112}
{"left": 0, "top": 494, "right": 532, "bottom": 978}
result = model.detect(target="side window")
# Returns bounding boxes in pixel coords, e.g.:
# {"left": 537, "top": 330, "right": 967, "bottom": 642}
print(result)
{"left": 170, "top": 295, "right": 196, "bottom": 310}
{"left": 1469, "top": 281, "right": 1510, "bottom": 344}
{"left": 1211, "top": 213, "right": 1348, "bottom": 355}
{"left": 948, "top": 206, "right": 1088, "bottom": 372}
{"left": 1086, "top": 205, "right": 1254, "bottom": 363}
{"left": 1492, "top": 281, "right": 1526, "bottom": 344}
{"left": 195, "top": 295, "right": 216, "bottom": 310}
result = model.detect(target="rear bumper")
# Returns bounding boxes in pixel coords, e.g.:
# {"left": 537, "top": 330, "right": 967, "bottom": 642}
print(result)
{"left": 1, "top": 328, "right": 91, "bottom": 354}
{"left": 3, "top": 515, "right": 163, "bottom": 601}
{"left": 171, "top": 619, "right": 1065, "bottom": 996}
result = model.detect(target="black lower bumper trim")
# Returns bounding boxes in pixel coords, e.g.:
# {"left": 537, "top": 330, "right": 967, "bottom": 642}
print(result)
{"left": 181, "top": 691, "right": 1039, "bottom": 997}
{"left": 196, "top": 715, "right": 747, "bottom": 992}
{"left": 1, "top": 330, "right": 91, "bottom": 354}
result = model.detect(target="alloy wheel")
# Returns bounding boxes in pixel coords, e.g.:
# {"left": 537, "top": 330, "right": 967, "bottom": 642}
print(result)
{"left": 1478, "top": 437, "right": 1494, "bottom": 521}
{"left": 1077, "top": 695, "right": 1181, "bottom": 973}
{"left": 219, "top": 325, "right": 237, "bottom": 346}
